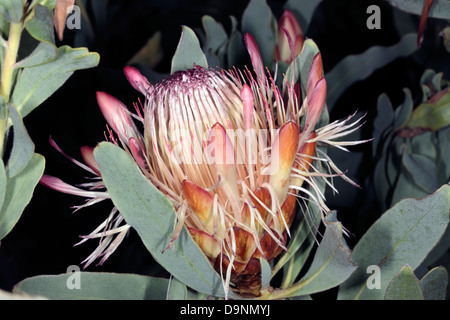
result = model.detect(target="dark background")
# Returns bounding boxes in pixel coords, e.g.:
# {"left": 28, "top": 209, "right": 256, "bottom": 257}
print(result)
{"left": 0, "top": 0, "right": 448, "bottom": 295}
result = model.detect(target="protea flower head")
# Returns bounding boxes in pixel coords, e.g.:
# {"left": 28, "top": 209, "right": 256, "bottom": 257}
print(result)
{"left": 41, "top": 32, "right": 368, "bottom": 298}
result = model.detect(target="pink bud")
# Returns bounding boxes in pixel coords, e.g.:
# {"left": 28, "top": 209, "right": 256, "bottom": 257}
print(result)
{"left": 124, "top": 66, "right": 152, "bottom": 95}
{"left": 275, "top": 10, "right": 304, "bottom": 63}
{"left": 244, "top": 33, "right": 265, "bottom": 81}
{"left": 80, "top": 146, "right": 101, "bottom": 176}
{"left": 96, "top": 91, "right": 138, "bottom": 145}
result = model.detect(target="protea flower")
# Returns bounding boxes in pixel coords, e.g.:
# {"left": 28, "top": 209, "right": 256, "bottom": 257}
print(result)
{"left": 41, "top": 32, "right": 367, "bottom": 298}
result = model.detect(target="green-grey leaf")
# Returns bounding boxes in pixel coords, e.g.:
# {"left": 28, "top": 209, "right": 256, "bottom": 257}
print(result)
{"left": 0, "top": 153, "right": 45, "bottom": 240}
{"left": 436, "top": 127, "right": 450, "bottom": 181}
{"left": 260, "top": 258, "right": 271, "bottom": 289}
{"left": 202, "top": 15, "right": 227, "bottom": 54}
{"left": 385, "top": 0, "right": 450, "bottom": 20}
{"left": 241, "top": 0, "right": 277, "bottom": 68}
{"left": 284, "top": 38, "right": 320, "bottom": 94}
{"left": 409, "top": 131, "right": 436, "bottom": 160}
{"left": 286, "top": 222, "right": 357, "bottom": 297}
{"left": 384, "top": 265, "right": 423, "bottom": 300}
{"left": 283, "top": 0, "right": 323, "bottom": 30}
{"left": 390, "top": 170, "right": 429, "bottom": 207}
{"left": 14, "top": 42, "right": 57, "bottom": 68}
{"left": 93, "top": 142, "right": 227, "bottom": 298}
{"left": 0, "top": 159, "right": 6, "bottom": 211}
{"left": 441, "top": 26, "right": 450, "bottom": 54}
{"left": 11, "top": 46, "right": 100, "bottom": 118}
{"left": 170, "top": 26, "right": 208, "bottom": 74}
{"left": 393, "top": 88, "right": 413, "bottom": 129}
{"left": 14, "top": 272, "right": 170, "bottom": 300}
{"left": 5, "top": 104, "right": 34, "bottom": 178}
{"left": 402, "top": 152, "right": 439, "bottom": 193}
{"left": 25, "top": 4, "right": 55, "bottom": 45}
{"left": 227, "top": 30, "right": 245, "bottom": 69}
{"left": 419, "top": 266, "right": 448, "bottom": 300}
{"left": 404, "top": 87, "right": 450, "bottom": 132}
{"left": 167, "top": 277, "right": 188, "bottom": 300}
{"left": 372, "top": 93, "right": 394, "bottom": 156}
{"left": 338, "top": 184, "right": 450, "bottom": 300}
{"left": 0, "top": 0, "right": 24, "bottom": 22}
{"left": 326, "top": 33, "right": 417, "bottom": 110}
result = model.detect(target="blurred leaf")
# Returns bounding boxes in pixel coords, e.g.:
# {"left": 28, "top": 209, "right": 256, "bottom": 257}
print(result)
{"left": 409, "top": 131, "right": 436, "bottom": 160}
{"left": 37, "top": 0, "right": 57, "bottom": 9}
{"left": 372, "top": 93, "right": 395, "bottom": 156}
{"left": 11, "top": 45, "right": 100, "bottom": 118}
{"left": 402, "top": 151, "right": 439, "bottom": 193}
{"left": 393, "top": 89, "right": 413, "bottom": 129}
{"left": 242, "top": 0, "right": 277, "bottom": 68}
{"left": 53, "top": 0, "right": 74, "bottom": 41}
{"left": 326, "top": 34, "right": 417, "bottom": 110}
{"left": 202, "top": 15, "right": 228, "bottom": 67}
{"left": 170, "top": 26, "right": 208, "bottom": 74}
{"left": 390, "top": 170, "right": 429, "bottom": 206}
{"left": 25, "top": 4, "right": 55, "bottom": 45}
{"left": 5, "top": 104, "right": 34, "bottom": 178}
{"left": 436, "top": 126, "right": 450, "bottom": 180}
{"left": 441, "top": 26, "right": 450, "bottom": 53}
{"left": 283, "top": 0, "right": 323, "bottom": 30}
{"left": 404, "top": 88, "right": 450, "bottom": 132}
{"left": 384, "top": 265, "right": 423, "bottom": 300}
{"left": 93, "top": 142, "right": 228, "bottom": 298}
{"left": 338, "top": 184, "right": 450, "bottom": 300}
{"left": 260, "top": 258, "right": 271, "bottom": 289}
{"left": 419, "top": 266, "right": 448, "bottom": 300}
{"left": 0, "top": 0, "right": 24, "bottom": 23}
{"left": 0, "top": 160, "right": 6, "bottom": 212}
{"left": 167, "top": 277, "right": 188, "bottom": 300}
{"left": 286, "top": 222, "right": 357, "bottom": 297}
{"left": 386, "top": 0, "right": 450, "bottom": 20}
{"left": 15, "top": 272, "right": 170, "bottom": 300}
{"left": 127, "top": 31, "right": 163, "bottom": 69}
{"left": 227, "top": 29, "right": 245, "bottom": 69}
{"left": 0, "top": 153, "right": 45, "bottom": 240}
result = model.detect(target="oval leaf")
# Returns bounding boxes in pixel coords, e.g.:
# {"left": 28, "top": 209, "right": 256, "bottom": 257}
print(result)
{"left": 93, "top": 142, "right": 227, "bottom": 298}
{"left": 6, "top": 104, "right": 35, "bottom": 178}
{"left": 385, "top": 265, "right": 423, "bottom": 300}
{"left": 170, "top": 26, "right": 208, "bottom": 74}
{"left": 25, "top": 4, "right": 55, "bottom": 45}
{"left": 338, "top": 184, "right": 450, "bottom": 300}
{"left": 14, "top": 272, "right": 170, "bottom": 300}
{"left": 419, "top": 266, "right": 448, "bottom": 300}
{"left": 0, "top": 153, "right": 45, "bottom": 240}
{"left": 11, "top": 46, "right": 100, "bottom": 118}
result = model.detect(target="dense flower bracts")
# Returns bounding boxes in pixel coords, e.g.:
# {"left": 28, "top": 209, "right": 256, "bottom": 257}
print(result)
{"left": 41, "top": 31, "right": 368, "bottom": 298}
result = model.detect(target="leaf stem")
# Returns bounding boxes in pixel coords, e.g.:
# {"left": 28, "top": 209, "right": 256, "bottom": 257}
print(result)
{"left": 0, "top": 21, "right": 23, "bottom": 156}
